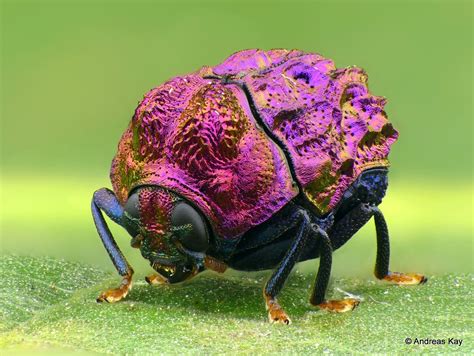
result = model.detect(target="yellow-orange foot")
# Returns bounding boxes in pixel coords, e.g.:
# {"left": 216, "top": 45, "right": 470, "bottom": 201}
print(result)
{"left": 317, "top": 298, "right": 360, "bottom": 313}
{"left": 383, "top": 272, "right": 427, "bottom": 285}
{"left": 145, "top": 273, "right": 169, "bottom": 285}
{"left": 97, "top": 273, "right": 133, "bottom": 303}
{"left": 264, "top": 294, "right": 291, "bottom": 325}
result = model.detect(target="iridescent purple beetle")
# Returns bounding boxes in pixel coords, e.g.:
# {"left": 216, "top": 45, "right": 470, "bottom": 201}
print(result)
{"left": 92, "top": 49, "right": 426, "bottom": 324}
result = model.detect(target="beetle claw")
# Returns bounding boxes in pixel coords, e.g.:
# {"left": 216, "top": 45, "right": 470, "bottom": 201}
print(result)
{"left": 268, "top": 310, "right": 292, "bottom": 325}
{"left": 265, "top": 295, "right": 292, "bottom": 325}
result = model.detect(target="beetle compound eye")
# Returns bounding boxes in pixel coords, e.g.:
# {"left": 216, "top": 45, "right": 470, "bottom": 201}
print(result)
{"left": 124, "top": 190, "right": 140, "bottom": 219}
{"left": 171, "top": 202, "right": 209, "bottom": 252}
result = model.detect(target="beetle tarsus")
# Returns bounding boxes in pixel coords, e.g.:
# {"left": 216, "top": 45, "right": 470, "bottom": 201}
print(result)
{"left": 264, "top": 294, "right": 291, "bottom": 325}
{"left": 97, "top": 272, "right": 133, "bottom": 303}
{"left": 382, "top": 272, "right": 427, "bottom": 285}
{"left": 145, "top": 273, "right": 169, "bottom": 285}
{"left": 317, "top": 298, "right": 360, "bottom": 313}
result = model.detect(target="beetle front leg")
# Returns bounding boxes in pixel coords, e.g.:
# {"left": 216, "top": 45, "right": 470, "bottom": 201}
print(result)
{"left": 309, "top": 226, "right": 360, "bottom": 312}
{"left": 264, "top": 210, "right": 312, "bottom": 325}
{"left": 373, "top": 208, "right": 427, "bottom": 285}
{"left": 91, "top": 188, "right": 134, "bottom": 303}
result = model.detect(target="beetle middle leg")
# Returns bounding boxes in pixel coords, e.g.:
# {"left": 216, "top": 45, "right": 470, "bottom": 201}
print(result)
{"left": 309, "top": 225, "right": 360, "bottom": 312}
{"left": 263, "top": 209, "right": 313, "bottom": 325}
{"left": 92, "top": 188, "right": 134, "bottom": 303}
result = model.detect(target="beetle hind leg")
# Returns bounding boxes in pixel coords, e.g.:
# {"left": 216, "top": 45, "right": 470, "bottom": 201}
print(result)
{"left": 92, "top": 188, "right": 134, "bottom": 303}
{"left": 373, "top": 208, "right": 427, "bottom": 286}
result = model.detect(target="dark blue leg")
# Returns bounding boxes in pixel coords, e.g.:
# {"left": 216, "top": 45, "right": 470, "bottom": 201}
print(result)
{"left": 263, "top": 209, "right": 314, "bottom": 324}
{"left": 308, "top": 224, "right": 361, "bottom": 312}
{"left": 329, "top": 203, "right": 388, "bottom": 280}
{"left": 373, "top": 207, "right": 390, "bottom": 279}
{"left": 372, "top": 207, "right": 427, "bottom": 285}
{"left": 329, "top": 203, "right": 426, "bottom": 285}
{"left": 314, "top": 203, "right": 373, "bottom": 312}
{"left": 329, "top": 203, "right": 374, "bottom": 251}
{"left": 92, "top": 188, "right": 133, "bottom": 302}
{"left": 264, "top": 211, "right": 312, "bottom": 296}
{"left": 309, "top": 225, "right": 332, "bottom": 305}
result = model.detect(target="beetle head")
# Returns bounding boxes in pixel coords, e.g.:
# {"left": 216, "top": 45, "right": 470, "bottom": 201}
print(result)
{"left": 125, "top": 187, "right": 209, "bottom": 283}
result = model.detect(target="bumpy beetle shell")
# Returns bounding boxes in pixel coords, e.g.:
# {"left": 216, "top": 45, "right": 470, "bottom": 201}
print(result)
{"left": 111, "top": 73, "right": 298, "bottom": 239}
{"left": 111, "top": 49, "right": 398, "bottom": 240}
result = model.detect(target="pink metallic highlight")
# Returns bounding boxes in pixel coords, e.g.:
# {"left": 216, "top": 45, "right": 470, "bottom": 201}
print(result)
{"left": 218, "top": 50, "right": 398, "bottom": 213}
{"left": 110, "top": 49, "right": 398, "bottom": 238}
{"left": 212, "top": 49, "right": 305, "bottom": 77}
{"left": 138, "top": 188, "right": 176, "bottom": 254}
{"left": 111, "top": 73, "right": 298, "bottom": 239}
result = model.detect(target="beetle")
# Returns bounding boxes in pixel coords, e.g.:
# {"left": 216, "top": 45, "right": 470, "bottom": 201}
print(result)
{"left": 92, "top": 49, "right": 426, "bottom": 324}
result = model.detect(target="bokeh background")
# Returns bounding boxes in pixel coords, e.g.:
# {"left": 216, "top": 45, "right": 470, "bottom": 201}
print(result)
{"left": 1, "top": 0, "right": 472, "bottom": 278}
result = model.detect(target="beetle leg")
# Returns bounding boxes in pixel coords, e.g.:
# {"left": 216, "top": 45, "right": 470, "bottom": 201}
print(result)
{"left": 264, "top": 293, "right": 291, "bottom": 325}
{"left": 264, "top": 210, "right": 312, "bottom": 325}
{"left": 145, "top": 273, "right": 169, "bottom": 285}
{"left": 328, "top": 203, "right": 374, "bottom": 250}
{"left": 373, "top": 208, "right": 427, "bottom": 285}
{"left": 309, "top": 225, "right": 361, "bottom": 312}
{"left": 203, "top": 255, "right": 228, "bottom": 273}
{"left": 373, "top": 207, "right": 389, "bottom": 279}
{"left": 92, "top": 188, "right": 134, "bottom": 303}
{"left": 97, "top": 271, "right": 133, "bottom": 303}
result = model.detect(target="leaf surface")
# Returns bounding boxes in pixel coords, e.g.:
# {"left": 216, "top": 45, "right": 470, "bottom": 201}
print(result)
{"left": 1, "top": 256, "right": 472, "bottom": 354}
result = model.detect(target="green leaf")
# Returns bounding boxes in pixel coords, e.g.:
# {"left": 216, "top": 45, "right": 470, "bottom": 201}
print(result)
{"left": 1, "top": 256, "right": 472, "bottom": 354}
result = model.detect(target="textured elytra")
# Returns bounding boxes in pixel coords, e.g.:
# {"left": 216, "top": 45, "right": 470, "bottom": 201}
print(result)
{"left": 111, "top": 48, "right": 397, "bottom": 239}
{"left": 221, "top": 50, "right": 398, "bottom": 213}
{"left": 171, "top": 84, "right": 250, "bottom": 173}
{"left": 111, "top": 72, "right": 297, "bottom": 240}
{"left": 212, "top": 49, "right": 306, "bottom": 77}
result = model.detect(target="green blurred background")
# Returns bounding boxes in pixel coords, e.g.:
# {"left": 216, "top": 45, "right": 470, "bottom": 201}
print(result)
{"left": 1, "top": 0, "right": 472, "bottom": 278}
